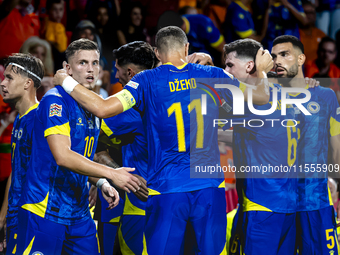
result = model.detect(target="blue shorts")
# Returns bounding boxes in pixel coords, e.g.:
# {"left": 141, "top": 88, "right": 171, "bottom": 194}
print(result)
{"left": 6, "top": 225, "right": 17, "bottom": 255}
{"left": 97, "top": 222, "right": 118, "bottom": 255}
{"left": 296, "top": 206, "right": 339, "bottom": 255}
{"left": 16, "top": 208, "right": 99, "bottom": 255}
{"left": 230, "top": 210, "right": 296, "bottom": 255}
{"left": 118, "top": 215, "right": 146, "bottom": 254}
{"left": 145, "top": 187, "right": 226, "bottom": 255}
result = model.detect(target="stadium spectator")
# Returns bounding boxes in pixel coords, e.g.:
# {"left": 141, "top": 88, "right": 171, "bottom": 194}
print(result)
{"left": 42, "top": 0, "right": 67, "bottom": 53}
{"left": 315, "top": 0, "right": 340, "bottom": 39}
{"left": 20, "top": 36, "right": 55, "bottom": 100}
{"left": 223, "top": 0, "right": 270, "bottom": 44}
{"left": 263, "top": 0, "right": 308, "bottom": 51}
{"left": 299, "top": 1, "right": 326, "bottom": 64}
{"left": 304, "top": 36, "right": 340, "bottom": 102}
{"left": 117, "top": 2, "right": 149, "bottom": 46}
{"left": 15, "top": 39, "right": 141, "bottom": 254}
{"left": 157, "top": 11, "right": 225, "bottom": 65}
{"left": 203, "top": 0, "right": 229, "bottom": 31}
{"left": 0, "top": 0, "right": 40, "bottom": 62}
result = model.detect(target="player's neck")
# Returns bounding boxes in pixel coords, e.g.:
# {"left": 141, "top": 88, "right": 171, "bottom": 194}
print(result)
{"left": 161, "top": 52, "right": 187, "bottom": 67}
{"left": 287, "top": 69, "right": 306, "bottom": 88}
{"left": 16, "top": 93, "right": 38, "bottom": 117}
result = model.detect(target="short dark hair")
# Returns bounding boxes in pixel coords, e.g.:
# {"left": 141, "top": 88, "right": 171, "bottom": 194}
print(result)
{"left": 223, "top": 39, "right": 262, "bottom": 61}
{"left": 155, "top": 26, "right": 188, "bottom": 53}
{"left": 273, "top": 35, "right": 304, "bottom": 54}
{"left": 113, "top": 41, "right": 158, "bottom": 70}
{"left": 5, "top": 53, "right": 44, "bottom": 88}
{"left": 318, "top": 36, "right": 337, "bottom": 53}
{"left": 46, "top": 0, "right": 64, "bottom": 11}
{"left": 65, "top": 39, "right": 100, "bottom": 61}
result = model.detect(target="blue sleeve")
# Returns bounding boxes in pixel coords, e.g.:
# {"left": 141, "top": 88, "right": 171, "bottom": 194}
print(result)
{"left": 124, "top": 71, "right": 147, "bottom": 113}
{"left": 290, "top": 0, "right": 304, "bottom": 13}
{"left": 328, "top": 90, "right": 340, "bottom": 137}
{"left": 102, "top": 110, "right": 139, "bottom": 138}
{"left": 38, "top": 95, "right": 70, "bottom": 137}
{"left": 194, "top": 15, "right": 223, "bottom": 46}
{"left": 230, "top": 7, "right": 254, "bottom": 37}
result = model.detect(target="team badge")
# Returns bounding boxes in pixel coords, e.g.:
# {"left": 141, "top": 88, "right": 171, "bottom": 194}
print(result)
{"left": 126, "top": 81, "right": 139, "bottom": 89}
{"left": 307, "top": 101, "right": 320, "bottom": 114}
{"left": 49, "top": 103, "right": 62, "bottom": 117}
{"left": 336, "top": 107, "right": 340, "bottom": 115}
{"left": 18, "top": 128, "right": 23, "bottom": 140}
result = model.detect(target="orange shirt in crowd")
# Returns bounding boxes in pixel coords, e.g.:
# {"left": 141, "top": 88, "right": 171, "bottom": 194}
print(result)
{"left": 305, "top": 60, "right": 340, "bottom": 92}
{"left": 0, "top": 8, "right": 40, "bottom": 60}
{"left": 299, "top": 28, "right": 326, "bottom": 64}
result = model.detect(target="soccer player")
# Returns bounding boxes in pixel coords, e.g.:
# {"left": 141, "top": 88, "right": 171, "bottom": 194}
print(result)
{"left": 223, "top": 39, "right": 298, "bottom": 255}
{"left": 54, "top": 26, "right": 273, "bottom": 254}
{"left": 0, "top": 53, "right": 43, "bottom": 255}
{"left": 271, "top": 35, "right": 340, "bottom": 255}
{"left": 16, "top": 39, "right": 142, "bottom": 255}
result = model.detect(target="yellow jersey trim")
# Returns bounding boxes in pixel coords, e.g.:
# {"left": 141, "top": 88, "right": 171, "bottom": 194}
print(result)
{"left": 148, "top": 188, "right": 161, "bottom": 196}
{"left": 115, "top": 89, "right": 136, "bottom": 112}
{"left": 328, "top": 185, "right": 334, "bottom": 206}
{"left": 118, "top": 226, "right": 135, "bottom": 255}
{"left": 123, "top": 193, "right": 146, "bottom": 216}
{"left": 182, "top": 17, "right": 190, "bottom": 34}
{"left": 101, "top": 119, "right": 113, "bottom": 137}
{"left": 22, "top": 192, "right": 49, "bottom": 218}
{"left": 273, "top": 2, "right": 282, "bottom": 7}
{"left": 211, "top": 34, "right": 224, "bottom": 48}
{"left": 218, "top": 181, "right": 226, "bottom": 188}
{"left": 239, "top": 82, "right": 247, "bottom": 93}
{"left": 109, "top": 216, "right": 121, "bottom": 223}
{"left": 236, "top": 29, "right": 254, "bottom": 38}
{"left": 162, "top": 62, "right": 188, "bottom": 70}
{"left": 142, "top": 234, "right": 148, "bottom": 255}
{"left": 242, "top": 191, "right": 272, "bottom": 212}
{"left": 12, "top": 244, "right": 16, "bottom": 254}
{"left": 44, "top": 122, "right": 70, "bottom": 137}
{"left": 330, "top": 117, "right": 340, "bottom": 137}
{"left": 20, "top": 103, "right": 38, "bottom": 119}
{"left": 235, "top": 0, "right": 249, "bottom": 11}
{"left": 23, "top": 236, "right": 35, "bottom": 255}
{"left": 289, "top": 85, "right": 309, "bottom": 97}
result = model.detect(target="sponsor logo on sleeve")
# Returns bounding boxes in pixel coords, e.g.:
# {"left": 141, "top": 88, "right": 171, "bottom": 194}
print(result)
{"left": 49, "top": 103, "right": 62, "bottom": 117}
{"left": 126, "top": 81, "right": 139, "bottom": 89}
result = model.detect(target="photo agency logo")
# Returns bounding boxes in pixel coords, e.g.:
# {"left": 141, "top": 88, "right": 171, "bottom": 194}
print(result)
{"left": 205, "top": 83, "right": 312, "bottom": 128}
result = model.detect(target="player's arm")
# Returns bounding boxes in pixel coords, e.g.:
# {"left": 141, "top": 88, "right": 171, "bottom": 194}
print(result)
{"left": 46, "top": 134, "right": 140, "bottom": 193}
{"left": 54, "top": 69, "right": 127, "bottom": 119}
{"left": 329, "top": 134, "right": 340, "bottom": 220}
{"left": 243, "top": 48, "right": 273, "bottom": 105}
{"left": 0, "top": 172, "right": 10, "bottom": 230}
{"left": 218, "top": 129, "right": 233, "bottom": 144}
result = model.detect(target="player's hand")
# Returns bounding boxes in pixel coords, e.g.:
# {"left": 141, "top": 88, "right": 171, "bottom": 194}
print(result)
{"left": 187, "top": 53, "right": 214, "bottom": 66}
{"left": 255, "top": 47, "right": 273, "bottom": 74}
{"left": 109, "top": 167, "right": 141, "bottom": 194}
{"left": 88, "top": 185, "right": 97, "bottom": 209}
{"left": 132, "top": 174, "right": 148, "bottom": 202}
{"left": 305, "top": 77, "right": 320, "bottom": 88}
{"left": 53, "top": 61, "right": 69, "bottom": 86}
{"left": 0, "top": 221, "right": 6, "bottom": 253}
{"left": 101, "top": 182, "right": 120, "bottom": 210}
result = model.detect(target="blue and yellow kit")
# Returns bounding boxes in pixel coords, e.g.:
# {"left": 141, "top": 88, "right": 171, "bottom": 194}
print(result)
{"left": 182, "top": 14, "right": 224, "bottom": 54}
{"left": 116, "top": 62, "right": 241, "bottom": 254}
{"left": 6, "top": 103, "right": 37, "bottom": 254}
{"left": 223, "top": 1, "right": 255, "bottom": 43}
{"left": 295, "top": 86, "right": 340, "bottom": 255}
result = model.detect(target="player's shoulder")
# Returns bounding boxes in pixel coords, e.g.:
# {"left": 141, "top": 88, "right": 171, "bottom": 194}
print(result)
{"left": 183, "top": 14, "right": 209, "bottom": 23}
{"left": 312, "top": 85, "right": 335, "bottom": 97}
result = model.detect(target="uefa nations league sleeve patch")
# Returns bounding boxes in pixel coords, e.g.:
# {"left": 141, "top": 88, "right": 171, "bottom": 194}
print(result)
{"left": 126, "top": 81, "right": 139, "bottom": 89}
{"left": 49, "top": 103, "right": 62, "bottom": 117}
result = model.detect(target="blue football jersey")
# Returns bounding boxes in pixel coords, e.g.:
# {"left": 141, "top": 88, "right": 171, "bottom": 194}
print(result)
{"left": 263, "top": 0, "right": 304, "bottom": 50}
{"left": 230, "top": 83, "right": 298, "bottom": 213}
{"left": 7, "top": 104, "right": 37, "bottom": 228}
{"left": 223, "top": 1, "right": 255, "bottom": 43}
{"left": 295, "top": 86, "right": 340, "bottom": 211}
{"left": 20, "top": 86, "right": 101, "bottom": 225}
{"left": 182, "top": 14, "right": 224, "bottom": 54}
{"left": 102, "top": 108, "right": 148, "bottom": 211}
{"left": 123, "top": 63, "right": 241, "bottom": 194}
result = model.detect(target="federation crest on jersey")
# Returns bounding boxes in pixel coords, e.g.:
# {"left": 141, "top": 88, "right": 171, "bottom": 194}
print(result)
{"left": 307, "top": 101, "right": 320, "bottom": 114}
{"left": 126, "top": 81, "right": 139, "bottom": 89}
{"left": 49, "top": 103, "right": 62, "bottom": 117}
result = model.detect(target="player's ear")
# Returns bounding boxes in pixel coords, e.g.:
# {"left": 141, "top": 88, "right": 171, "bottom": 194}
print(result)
{"left": 65, "top": 62, "right": 72, "bottom": 76}
{"left": 154, "top": 48, "right": 161, "bottom": 62}
{"left": 298, "top": 53, "right": 306, "bottom": 66}
{"left": 127, "top": 67, "right": 136, "bottom": 79}
{"left": 185, "top": 43, "right": 189, "bottom": 57}
{"left": 246, "top": 61, "right": 255, "bottom": 74}
{"left": 24, "top": 78, "right": 34, "bottom": 90}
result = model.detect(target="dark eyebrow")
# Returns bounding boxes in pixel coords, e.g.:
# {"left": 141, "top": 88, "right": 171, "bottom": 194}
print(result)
{"left": 5, "top": 73, "right": 13, "bottom": 78}
{"left": 79, "top": 59, "right": 89, "bottom": 63}
{"left": 271, "top": 53, "right": 276, "bottom": 59}
{"left": 279, "top": 50, "right": 289, "bottom": 55}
